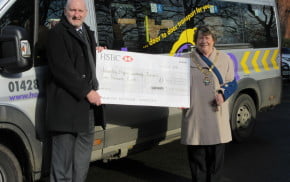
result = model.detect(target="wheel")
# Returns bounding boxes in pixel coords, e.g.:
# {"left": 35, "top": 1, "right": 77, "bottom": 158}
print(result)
{"left": 230, "top": 94, "right": 256, "bottom": 142}
{"left": 0, "top": 144, "right": 22, "bottom": 182}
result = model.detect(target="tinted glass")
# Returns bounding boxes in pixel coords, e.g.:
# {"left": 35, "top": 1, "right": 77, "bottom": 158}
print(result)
{"left": 95, "top": 0, "right": 278, "bottom": 55}
{"left": 0, "top": 0, "right": 34, "bottom": 40}
{"left": 36, "top": 0, "right": 66, "bottom": 66}
{"left": 184, "top": 0, "right": 278, "bottom": 48}
{"left": 95, "top": 0, "right": 187, "bottom": 54}
{"left": 282, "top": 48, "right": 290, "bottom": 54}
{"left": 243, "top": 3, "right": 278, "bottom": 48}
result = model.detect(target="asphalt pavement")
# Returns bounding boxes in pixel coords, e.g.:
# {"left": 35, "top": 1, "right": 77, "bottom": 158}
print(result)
{"left": 87, "top": 81, "right": 290, "bottom": 182}
{"left": 222, "top": 80, "right": 290, "bottom": 182}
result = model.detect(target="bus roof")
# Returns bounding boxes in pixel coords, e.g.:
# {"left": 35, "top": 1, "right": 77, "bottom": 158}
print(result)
{"left": 220, "top": 0, "right": 276, "bottom": 6}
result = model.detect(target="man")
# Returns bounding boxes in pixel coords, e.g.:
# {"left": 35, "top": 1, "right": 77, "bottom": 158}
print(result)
{"left": 46, "top": 0, "right": 104, "bottom": 181}
{"left": 181, "top": 25, "right": 236, "bottom": 182}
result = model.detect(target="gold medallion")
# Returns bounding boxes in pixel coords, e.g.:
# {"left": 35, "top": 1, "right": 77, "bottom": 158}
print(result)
{"left": 203, "top": 76, "right": 211, "bottom": 85}
{"left": 191, "top": 52, "right": 220, "bottom": 86}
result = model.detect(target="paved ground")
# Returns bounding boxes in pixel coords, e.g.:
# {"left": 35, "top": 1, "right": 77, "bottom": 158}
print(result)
{"left": 86, "top": 81, "right": 290, "bottom": 182}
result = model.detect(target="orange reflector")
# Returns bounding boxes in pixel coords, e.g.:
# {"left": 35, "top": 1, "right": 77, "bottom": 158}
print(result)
{"left": 20, "top": 40, "right": 31, "bottom": 58}
{"left": 93, "top": 139, "right": 102, "bottom": 146}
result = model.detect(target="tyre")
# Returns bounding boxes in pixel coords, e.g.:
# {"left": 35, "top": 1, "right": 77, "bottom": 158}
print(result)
{"left": 0, "top": 144, "right": 22, "bottom": 182}
{"left": 230, "top": 94, "right": 256, "bottom": 142}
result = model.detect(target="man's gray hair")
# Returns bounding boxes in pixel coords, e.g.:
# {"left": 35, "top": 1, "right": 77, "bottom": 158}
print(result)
{"left": 65, "top": 0, "right": 87, "bottom": 10}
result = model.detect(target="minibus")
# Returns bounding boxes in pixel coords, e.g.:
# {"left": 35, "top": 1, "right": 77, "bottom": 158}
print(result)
{"left": 0, "top": 0, "right": 281, "bottom": 181}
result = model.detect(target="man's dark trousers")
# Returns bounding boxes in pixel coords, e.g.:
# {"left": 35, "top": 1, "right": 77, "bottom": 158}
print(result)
{"left": 50, "top": 110, "right": 95, "bottom": 182}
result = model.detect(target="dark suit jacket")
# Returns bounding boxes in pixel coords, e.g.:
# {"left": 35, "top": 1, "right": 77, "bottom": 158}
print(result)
{"left": 46, "top": 17, "right": 103, "bottom": 133}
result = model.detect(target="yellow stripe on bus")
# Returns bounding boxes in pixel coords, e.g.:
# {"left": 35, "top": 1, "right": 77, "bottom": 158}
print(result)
{"left": 261, "top": 50, "right": 270, "bottom": 71}
{"left": 252, "top": 51, "right": 261, "bottom": 72}
{"left": 241, "top": 51, "right": 251, "bottom": 74}
{"left": 271, "top": 49, "right": 279, "bottom": 70}
{"left": 145, "top": 16, "right": 149, "bottom": 42}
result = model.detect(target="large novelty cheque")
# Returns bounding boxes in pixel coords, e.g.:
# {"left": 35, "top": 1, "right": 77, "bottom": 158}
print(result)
{"left": 96, "top": 50, "right": 190, "bottom": 108}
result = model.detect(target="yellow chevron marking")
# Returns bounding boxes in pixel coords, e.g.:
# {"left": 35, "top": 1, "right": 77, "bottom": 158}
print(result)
{"left": 252, "top": 51, "right": 261, "bottom": 72}
{"left": 271, "top": 49, "right": 279, "bottom": 70}
{"left": 241, "top": 51, "right": 251, "bottom": 74}
{"left": 261, "top": 50, "right": 270, "bottom": 71}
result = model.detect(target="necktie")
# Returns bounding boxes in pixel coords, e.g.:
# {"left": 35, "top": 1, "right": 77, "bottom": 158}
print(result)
{"left": 77, "top": 29, "right": 85, "bottom": 40}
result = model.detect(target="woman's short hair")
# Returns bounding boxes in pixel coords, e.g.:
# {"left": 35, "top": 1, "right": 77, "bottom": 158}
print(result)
{"left": 194, "top": 25, "right": 217, "bottom": 43}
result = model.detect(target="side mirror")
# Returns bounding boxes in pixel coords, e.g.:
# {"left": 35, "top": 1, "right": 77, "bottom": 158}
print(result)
{"left": 0, "top": 25, "right": 32, "bottom": 73}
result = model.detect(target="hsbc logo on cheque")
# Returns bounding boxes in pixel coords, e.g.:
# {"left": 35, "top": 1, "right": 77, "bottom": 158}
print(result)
{"left": 99, "top": 52, "right": 135, "bottom": 63}
{"left": 122, "top": 55, "right": 134, "bottom": 62}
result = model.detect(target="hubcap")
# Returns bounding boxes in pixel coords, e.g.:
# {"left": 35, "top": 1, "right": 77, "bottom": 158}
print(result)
{"left": 236, "top": 105, "right": 251, "bottom": 129}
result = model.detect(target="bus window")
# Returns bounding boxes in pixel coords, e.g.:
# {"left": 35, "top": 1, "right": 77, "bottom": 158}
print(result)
{"left": 35, "top": 0, "right": 65, "bottom": 66}
{"left": 202, "top": 1, "right": 245, "bottom": 45}
{"left": 0, "top": 0, "right": 34, "bottom": 44}
{"left": 243, "top": 4, "right": 278, "bottom": 48}
{"left": 110, "top": 2, "right": 139, "bottom": 51}
{"left": 39, "top": 0, "right": 65, "bottom": 29}
{"left": 94, "top": 1, "right": 114, "bottom": 49}
{"left": 206, "top": 0, "right": 278, "bottom": 48}
{"left": 95, "top": 0, "right": 187, "bottom": 54}
{"left": 95, "top": 0, "right": 278, "bottom": 54}
{"left": 183, "top": 0, "right": 278, "bottom": 49}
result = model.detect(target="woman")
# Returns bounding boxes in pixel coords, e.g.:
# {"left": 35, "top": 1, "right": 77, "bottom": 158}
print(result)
{"left": 181, "top": 25, "right": 236, "bottom": 182}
